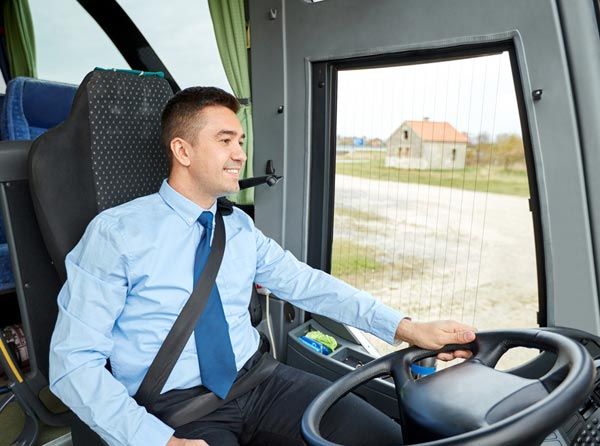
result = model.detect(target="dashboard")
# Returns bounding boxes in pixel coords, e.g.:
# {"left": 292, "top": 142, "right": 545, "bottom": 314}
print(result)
{"left": 287, "top": 320, "right": 600, "bottom": 446}
{"left": 541, "top": 328, "right": 600, "bottom": 446}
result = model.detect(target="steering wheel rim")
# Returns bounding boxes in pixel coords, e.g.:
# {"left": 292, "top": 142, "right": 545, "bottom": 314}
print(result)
{"left": 301, "top": 329, "right": 595, "bottom": 446}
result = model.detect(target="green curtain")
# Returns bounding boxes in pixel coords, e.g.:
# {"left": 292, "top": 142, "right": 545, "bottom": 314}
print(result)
{"left": 208, "top": 0, "right": 253, "bottom": 204}
{"left": 4, "top": 0, "right": 37, "bottom": 78}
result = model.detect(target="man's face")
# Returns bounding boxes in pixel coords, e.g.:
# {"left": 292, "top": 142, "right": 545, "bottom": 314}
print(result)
{"left": 186, "top": 105, "right": 247, "bottom": 200}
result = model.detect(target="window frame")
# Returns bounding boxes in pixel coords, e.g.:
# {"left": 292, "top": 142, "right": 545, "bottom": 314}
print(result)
{"left": 307, "top": 41, "right": 547, "bottom": 326}
{"left": 77, "top": 0, "right": 179, "bottom": 91}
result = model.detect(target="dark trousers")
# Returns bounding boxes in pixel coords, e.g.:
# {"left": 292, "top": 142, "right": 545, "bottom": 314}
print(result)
{"left": 161, "top": 352, "right": 404, "bottom": 445}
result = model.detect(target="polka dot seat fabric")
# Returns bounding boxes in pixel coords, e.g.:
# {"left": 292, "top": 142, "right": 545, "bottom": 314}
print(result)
{"left": 29, "top": 70, "right": 174, "bottom": 281}
{"left": 87, "top": 73, "right": 172, "bottom": 211}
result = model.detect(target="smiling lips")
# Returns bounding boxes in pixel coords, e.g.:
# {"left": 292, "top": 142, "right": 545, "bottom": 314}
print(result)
{"left": 224, "top": 167, "right": 241, "bottom": 178}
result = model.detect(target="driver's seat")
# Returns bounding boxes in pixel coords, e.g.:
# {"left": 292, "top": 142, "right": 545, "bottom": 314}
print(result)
{"left": 30, "top": 69, "right": 172, "bottom": 282}
{"left": 29, "top": 68, "right": 173, "bottom": 445}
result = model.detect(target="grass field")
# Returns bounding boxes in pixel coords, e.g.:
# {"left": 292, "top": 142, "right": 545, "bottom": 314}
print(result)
{"left": 330, "top": 239, "right": 384, "bottom": 280}
{"left": 335, "top": 151, "right": 530, "bottom": 197}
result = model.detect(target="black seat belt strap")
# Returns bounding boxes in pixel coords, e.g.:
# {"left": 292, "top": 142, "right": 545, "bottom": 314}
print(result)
{"left": 134, "top": 210, "right": 226, "bottom": 409}
{"left": 156, "top": 353, "right": 279, "bottom": 428}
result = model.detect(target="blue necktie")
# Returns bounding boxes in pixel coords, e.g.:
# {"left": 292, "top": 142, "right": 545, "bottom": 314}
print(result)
{"left": 193, "top": 211, "right": 237, "bottom": 399}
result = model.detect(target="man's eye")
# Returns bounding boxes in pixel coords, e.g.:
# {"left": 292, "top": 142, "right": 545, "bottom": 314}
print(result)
{"left": 221, "top": 139, "right": 231, "bottom": 144}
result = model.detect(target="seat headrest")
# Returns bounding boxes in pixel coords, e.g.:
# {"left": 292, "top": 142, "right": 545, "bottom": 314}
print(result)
{"left": 1, "top": 77, "right": 77, "bottom": 140}
{"left": 29, "top": 69, "right": 173, "bottom": 281}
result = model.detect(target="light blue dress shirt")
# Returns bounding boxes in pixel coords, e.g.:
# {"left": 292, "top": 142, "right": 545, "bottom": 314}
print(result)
{"left": 49, "top": 179, "right": 404, "bottom": 446}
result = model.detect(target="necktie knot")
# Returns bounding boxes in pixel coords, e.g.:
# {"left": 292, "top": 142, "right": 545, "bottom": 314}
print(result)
{"left": 198, "top": 211, "right": 213, "bottom": 230}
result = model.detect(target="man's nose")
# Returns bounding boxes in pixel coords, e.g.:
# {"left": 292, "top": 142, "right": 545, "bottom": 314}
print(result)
{"left": 233, "top": 143, "right": 247, "bottom": 162}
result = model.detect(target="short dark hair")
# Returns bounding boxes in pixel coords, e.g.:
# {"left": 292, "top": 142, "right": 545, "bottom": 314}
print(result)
{"left": 161, "top": 87, "right": 240, "bottom": 167}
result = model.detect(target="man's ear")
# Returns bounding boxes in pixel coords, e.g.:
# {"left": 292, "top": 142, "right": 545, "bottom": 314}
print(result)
{"left": 170, "top": 137, "right": 192, "bottom": 167}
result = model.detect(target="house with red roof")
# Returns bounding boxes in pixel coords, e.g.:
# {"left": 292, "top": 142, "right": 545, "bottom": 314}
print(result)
{"left": 385, "top": 119, "right": 468, "bottom": 170}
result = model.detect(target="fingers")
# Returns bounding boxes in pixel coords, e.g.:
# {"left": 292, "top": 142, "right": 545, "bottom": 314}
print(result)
{"left": 397, "top": 319, "right": 477, "bottom": 350}
{"left": 439, "top": 320, "right": 476, "bottom": 345}
{"left": 436, "top": 349, "right": 472, "bottom": 362}
{"left": 436, "top": 352, "right": 455, "bottom": 361}
{"left": 410, "top": 320, "right": 477, "bottom": 362}
{"left": 455, "top": 329, "right": 476, "bottom": 343}
{"left": 436, "top": 321, "right": 475, "bottom": 361}
{"left": 451, "top": 349, "right": 473, "bottom": 359}
{"left": 168, "top": 437, "right": 209, "bottom": 446}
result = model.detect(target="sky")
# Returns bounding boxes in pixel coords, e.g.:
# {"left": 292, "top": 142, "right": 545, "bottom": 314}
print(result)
{"left": 337, "top": 52, "right": 523, "bottom": 140}
{"left": 29, "top": 1, "right": 520, "bottom": 140}
{"left": 28, "top": 0, "right": 230, "bottom": 90}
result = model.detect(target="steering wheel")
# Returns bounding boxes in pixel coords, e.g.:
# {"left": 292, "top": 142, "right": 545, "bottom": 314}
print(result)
{"left": 302, "top": 329, "right": 595, "bottom": 446}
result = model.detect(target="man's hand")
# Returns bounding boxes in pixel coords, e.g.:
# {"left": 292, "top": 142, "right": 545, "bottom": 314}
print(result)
{"left": 166, "top": 436, "right": 209, "bottom": 446}
{"left": 395, "top": 318, "right": 476, "bottom": 361}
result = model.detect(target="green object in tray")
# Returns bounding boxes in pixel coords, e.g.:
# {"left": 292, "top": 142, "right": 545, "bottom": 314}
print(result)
{"left": 306, "top": 330, "right": 338, "bottom": 351}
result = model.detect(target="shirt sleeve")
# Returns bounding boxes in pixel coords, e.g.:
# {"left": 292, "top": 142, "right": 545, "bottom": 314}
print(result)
{"left": 49, "top": 215, "right": 174, "bottom": 446}
{"left": 252, "top": 225, "right": 404, "bottom": 344}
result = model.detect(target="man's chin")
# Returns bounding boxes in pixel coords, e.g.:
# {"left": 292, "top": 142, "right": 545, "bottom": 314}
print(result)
{"left": 221, "top": 184, "right": 240, "bottom": 197}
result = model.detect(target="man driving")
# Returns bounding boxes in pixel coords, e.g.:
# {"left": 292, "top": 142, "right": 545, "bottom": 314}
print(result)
{"left": 49, "top": 86, "right": 476, "bottom": 446}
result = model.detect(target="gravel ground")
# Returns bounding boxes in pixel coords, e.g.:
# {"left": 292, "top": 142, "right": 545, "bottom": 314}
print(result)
{"left": 333, "top": 174, "right": 539, "bottom": 368}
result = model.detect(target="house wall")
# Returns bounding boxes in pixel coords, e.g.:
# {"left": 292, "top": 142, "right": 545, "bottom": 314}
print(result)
{"left": 386, "top": 124, "right": 466, "bottom": 169}
{"left": 386, "top": 124, "right": 421, "bottom": 162}
{"left": 425, "top": 141, "right": 467, "bottom": 169}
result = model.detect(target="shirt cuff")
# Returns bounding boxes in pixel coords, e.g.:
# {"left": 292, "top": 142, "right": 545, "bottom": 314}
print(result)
{"left": 371, "top": 305, "right": 406, "bottom": 345}
{"left": 131, "top": 412, "right": 174, "bottom": 446}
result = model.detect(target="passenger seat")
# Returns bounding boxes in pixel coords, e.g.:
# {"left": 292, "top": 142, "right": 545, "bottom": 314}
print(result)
{"left": 0, "top": 76, "right": 76, "bottom": 140}
{"left": 0, "top": 77, "right": 77, "bottom": 292}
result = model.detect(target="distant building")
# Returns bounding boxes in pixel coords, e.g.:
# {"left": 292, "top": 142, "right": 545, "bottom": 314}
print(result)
{"left": 336, "top": 135, "right": 386, "bottom": 154}
{"left": 385, "top": 120, "right": 468, "bottom": 170}
{"left": 367, "top": 138, "right": 384, "bottom": 148}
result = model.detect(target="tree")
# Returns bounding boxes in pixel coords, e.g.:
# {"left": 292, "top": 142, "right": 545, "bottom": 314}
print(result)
{"left": 465, "top": 133, "right": 525, "bottom": 170}
{"left": 494, "top": 134, "right": 525, "bottom": 170}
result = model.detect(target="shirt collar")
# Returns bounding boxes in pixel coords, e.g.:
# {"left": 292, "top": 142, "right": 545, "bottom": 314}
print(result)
{"left": 158, "top": 179, "right": 216, "bottom": 226}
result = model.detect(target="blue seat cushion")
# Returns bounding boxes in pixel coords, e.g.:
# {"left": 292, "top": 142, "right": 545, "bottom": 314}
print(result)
{"left": 0, "top": 77, "right": 77, "bottom": 140}
{"left": 0, "top": 243, "right": 14, "bottom": 291}
{"left": 0, "top": 161, "right": 9, "bottom": 291}
{"left": 0, "top": 212, "right": 5, "bottom": 245}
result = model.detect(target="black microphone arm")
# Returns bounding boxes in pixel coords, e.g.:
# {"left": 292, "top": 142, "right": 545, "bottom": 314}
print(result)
{"left": 238, "top": 174, "right": 283, "bottom": 190}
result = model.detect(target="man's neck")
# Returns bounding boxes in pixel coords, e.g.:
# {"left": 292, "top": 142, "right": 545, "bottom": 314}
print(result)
{"left": 167, "top": 176, "right": 216, "bottom": 210}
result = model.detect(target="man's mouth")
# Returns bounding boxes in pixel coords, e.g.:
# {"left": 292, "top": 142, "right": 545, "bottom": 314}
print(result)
{"left": 224, "top": 167, "right": 241, "bottom": 178}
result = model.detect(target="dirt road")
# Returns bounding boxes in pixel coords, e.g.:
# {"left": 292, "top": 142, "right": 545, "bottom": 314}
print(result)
{"left": 333, "top": 174, "right": 539, "bottom": 366}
